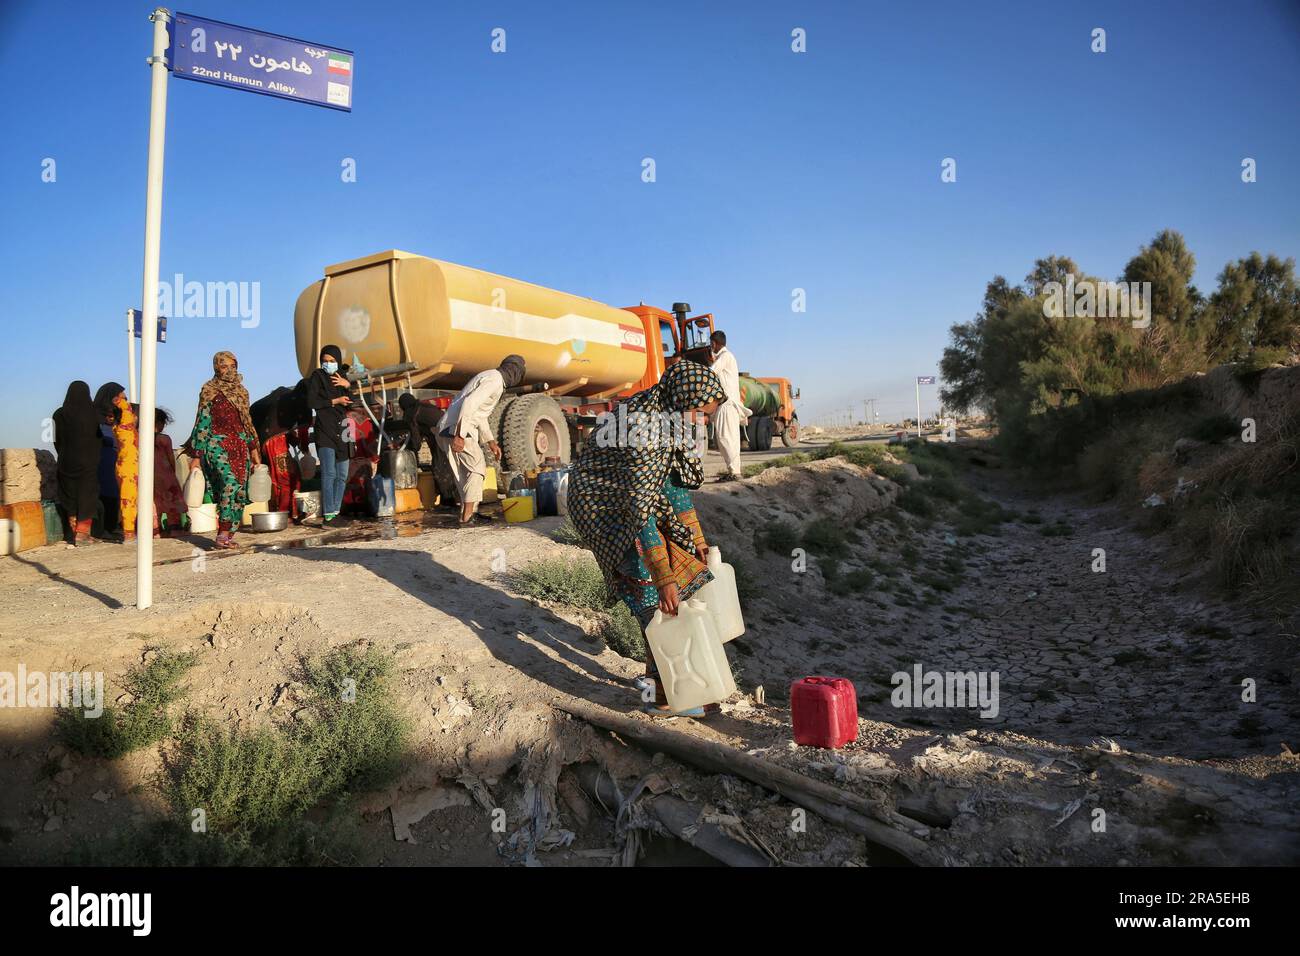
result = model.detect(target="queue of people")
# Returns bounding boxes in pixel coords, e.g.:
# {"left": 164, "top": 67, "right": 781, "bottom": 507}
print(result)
{"left": 52, "top": 381, "right": 188, "bottom": 545}
{"left": 49, "top": 330, "right": 743, "bottom": 580}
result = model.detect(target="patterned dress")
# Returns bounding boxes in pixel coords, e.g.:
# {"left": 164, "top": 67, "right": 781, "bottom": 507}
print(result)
{"left": 616, "top": 477, "right": 712, "bottom": 626}
{"left": 153, "top": 433, "right": 187, "bottom": 532}
{"left": 190, "top": 392, "right": 256, "bottom": 530}
{"left": 112, "top": 396, "right": 139, "bottom": 534}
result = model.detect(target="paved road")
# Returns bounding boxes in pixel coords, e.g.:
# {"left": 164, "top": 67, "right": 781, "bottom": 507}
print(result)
{"left": 700, "top": 428, "right": 921, "bottom": 478}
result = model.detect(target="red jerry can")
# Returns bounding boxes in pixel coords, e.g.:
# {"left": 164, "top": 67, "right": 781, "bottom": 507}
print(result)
{"left": 790, "top": 677, "right": 859, "bottom": 748}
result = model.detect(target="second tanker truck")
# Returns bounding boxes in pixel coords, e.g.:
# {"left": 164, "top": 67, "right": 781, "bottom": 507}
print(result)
{"left": 292, "top": 249, "right": 798, "bottom": 476}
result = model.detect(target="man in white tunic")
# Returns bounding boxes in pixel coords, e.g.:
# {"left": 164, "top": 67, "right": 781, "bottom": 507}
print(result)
{"left": 436, "top": 354, "right": 526, "bottom": 524}
{"left": 709, "top": 330, "right": 749, "bottom": 481}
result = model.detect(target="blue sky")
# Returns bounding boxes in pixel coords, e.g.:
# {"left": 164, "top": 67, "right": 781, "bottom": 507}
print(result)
{"left": 1, "top": 0, "right": 1297, "bottom": 447}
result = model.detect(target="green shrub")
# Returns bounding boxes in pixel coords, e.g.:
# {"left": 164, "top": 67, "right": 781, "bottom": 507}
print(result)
{"left": 509, "top": 555, "right": 608, "bottom": 609}
{"left": 601, "top": 603, "right": 646, "bottom": 662}
{"left": 57, "top": 648, "right": 198, "bottom": 759}
{"left": 899, "top": 490, "right": 937, "bottom": 518}
{"left": 761, "top": 520, "right": 800, "bottom": 555}
{"left": 803, "top": 517, "right": 850, "bottom": 559}
{"left": 827, "top": 567, "right": 875, "bottom": 596}
{"left": 551, "top": 519, "right": 585, "bottom": 546}
{"left": 163, "top": 645, "right": 407, "bottom": 834}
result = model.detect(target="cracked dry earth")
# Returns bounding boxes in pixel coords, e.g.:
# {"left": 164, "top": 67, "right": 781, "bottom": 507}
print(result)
{"left": 686, "top": 450, "right": 1300, "bottom": 865}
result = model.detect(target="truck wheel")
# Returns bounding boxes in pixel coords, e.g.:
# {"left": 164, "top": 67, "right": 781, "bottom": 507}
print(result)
{"left": 781, "top": 417, "right": 800, "bottom": 447}
{"left": 501, "top": 394, "right": 571, "bottom": 471}
{"left": 489, "top": 395, "right": 514, "bottom": 440}
{"left": 748, "top": 415, "right": 774, "bottom": 451}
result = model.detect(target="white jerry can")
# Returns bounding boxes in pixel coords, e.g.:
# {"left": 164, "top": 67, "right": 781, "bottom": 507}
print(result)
{"left": 644, "top": 598, "right": 736, "bottom": 711}
{"left": 694, "top": 546, "right": 746, "bottom": 643}
{"left": 183, "top": 468, "right": 206, "bottom": 508}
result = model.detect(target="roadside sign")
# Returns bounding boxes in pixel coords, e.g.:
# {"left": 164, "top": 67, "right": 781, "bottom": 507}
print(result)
{"left": 170, "top": 12, "right": 354, "bottom": 111}
{"left": 131, "top": 309, "right": 167, "bottom": 342}
{"left": 916, "top": 376, "right": 936, "bottom": 385}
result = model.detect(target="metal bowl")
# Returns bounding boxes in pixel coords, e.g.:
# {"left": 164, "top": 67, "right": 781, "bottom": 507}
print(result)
{"left": 251, "top": 510, "right": 289, "bottom": 532}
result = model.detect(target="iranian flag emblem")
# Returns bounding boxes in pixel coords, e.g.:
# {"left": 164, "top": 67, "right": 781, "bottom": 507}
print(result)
{"left": 328, "top": 53, "right": 352, "bottom": 75}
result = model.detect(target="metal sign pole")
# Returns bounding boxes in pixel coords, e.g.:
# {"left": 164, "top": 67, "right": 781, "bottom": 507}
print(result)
{"left": 136, "top": 6, "right": 171, "bottom": 610}
{"left": 915, "top": 379, "right": 922, "bottom": 438}
{"left": 126, "top": 309, "right": 138, "bottom": 403}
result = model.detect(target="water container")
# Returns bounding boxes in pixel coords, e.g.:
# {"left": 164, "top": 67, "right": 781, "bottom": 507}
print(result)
{"left": 417, "top": 471, "right": 438, "bottom": 509}
{"left": 41, "top": 500, "right": 64, "bottom": 545}
{"left": 790, "top": 677, "right": 859, "bottom": 749}
{"left": 502, "top": 494, "right": 535, "bottom": 523}
{"left": 183, "top": 469, "right": 206, "bottom": 508}
{"left": 535, "top": 467, "right": 569, "bottom": 517}
{"left": 0, "top": 502, "right": 45, "bottom": 551}
{"left": 483, "top": 465, "right": 499, "bottom": 502}
{"left": 241, "top": 500, "right": 268, "bottom": 526}
{"left": 247, "top": 464, "right": 272, "bottom": 503}
{"left": 366, "top": 474, "right": 395, "bottom": 517}
{"left": 298, "top": 452, "right": 318, "bottom": 480}
{"left": 381, "top": 449, "right": 418, "bottom": 490}
{"left": 394, "top": 488, "right": 422, "bottom": 514}
{"left": 694, "top": 546, "right": 745, "bottom": 643}
{"left": 644, "top": 598, "right": 736, "bottom": 711}
{"left": 294, "top": 490, "right": 321, "bottom": 518}
{"left": 188, "top": 503, "right": 218, "bottom": 534}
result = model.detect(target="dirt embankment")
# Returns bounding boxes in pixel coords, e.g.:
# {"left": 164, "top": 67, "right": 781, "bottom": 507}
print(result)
{"left": 1, "top": 443, "right": 1296, "bottom": 866}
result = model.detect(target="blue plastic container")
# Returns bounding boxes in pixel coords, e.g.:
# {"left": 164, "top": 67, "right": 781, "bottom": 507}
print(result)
{"left": 535, "top": 467, "right": 569, "bottom": 517}
{"left": 366, "top": 474, "right": 395, "bottom": 517}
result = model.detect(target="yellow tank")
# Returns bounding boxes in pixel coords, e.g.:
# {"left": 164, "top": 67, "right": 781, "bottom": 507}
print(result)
{"left": 294, "top": 250, "right": 649, "bottom": 397}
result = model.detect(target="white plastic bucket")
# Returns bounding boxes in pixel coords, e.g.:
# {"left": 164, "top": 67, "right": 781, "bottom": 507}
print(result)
{"left": 188, "top": 503, "right": 218, "bottom": 533}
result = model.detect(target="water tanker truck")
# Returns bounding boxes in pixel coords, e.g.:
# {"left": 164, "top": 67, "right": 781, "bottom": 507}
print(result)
{"left": 738, "top": 375, "right": 801, "bottom": 450}
{"left": 292, "top": 249, "right": 798, "bottom": 485}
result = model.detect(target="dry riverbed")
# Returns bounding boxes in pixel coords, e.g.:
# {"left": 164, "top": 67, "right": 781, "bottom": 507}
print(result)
{"left": 1, "top": 443, "right": 1296, "bottom": 866}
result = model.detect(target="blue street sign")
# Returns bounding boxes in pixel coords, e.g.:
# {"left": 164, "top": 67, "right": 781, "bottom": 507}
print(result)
{"left": 916, "top": 376, "right": 936, "bottom": 385}
{"left": 131, "top": 310, "right": 168, "bottom": 343}
{"left": 170, "top": 13, "right": 354, "bottom": 112}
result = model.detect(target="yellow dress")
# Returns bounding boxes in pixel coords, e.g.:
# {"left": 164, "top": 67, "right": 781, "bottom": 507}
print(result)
{"left": 113, "top": 397, "right": 139, "bottom": 535}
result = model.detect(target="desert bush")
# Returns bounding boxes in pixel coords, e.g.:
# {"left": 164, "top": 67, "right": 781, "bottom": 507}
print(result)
{"left": 601, "top": 602, "right": 646, "bottom": 661}
{"left": 509, "top": 555, "right": 608, "bottom": 609}
{"left": 163, "top": 644, "right": 407, "bottom": 834}
{"left": 761, "top": 520, "right": 800, "bottom": 555}
{"left": 57, "top": 648, "right": 198, "bottom": 759}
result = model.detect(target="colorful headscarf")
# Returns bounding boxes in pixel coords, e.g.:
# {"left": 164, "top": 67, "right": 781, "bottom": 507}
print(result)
{"left": 194, "top": 350, "right": 257, "bottom": 440}
{"left": 568, "top": 360, "right": 726, "bottom": 602}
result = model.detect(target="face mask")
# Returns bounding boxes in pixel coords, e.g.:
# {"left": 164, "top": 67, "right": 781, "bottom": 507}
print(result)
{"left": 322, "top": 361, "right": 338, "bottom": 375}
{"left": 219, "top": 367, "right": 238, "bottom": 381}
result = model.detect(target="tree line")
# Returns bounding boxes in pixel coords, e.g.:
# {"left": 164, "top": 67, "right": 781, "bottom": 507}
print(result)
{"left": 939, "top": 229, "right": 1300, "bottom": 458}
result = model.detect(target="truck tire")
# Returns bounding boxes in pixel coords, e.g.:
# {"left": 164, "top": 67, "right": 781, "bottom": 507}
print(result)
{"left": 781, "top": 416, "right": 800, "bottom": 448}
{"left": 501, "top": 394, "right": 571, "bottom": 471}
{"left": 747, "top": 415, "right": 774, "bottom": 451}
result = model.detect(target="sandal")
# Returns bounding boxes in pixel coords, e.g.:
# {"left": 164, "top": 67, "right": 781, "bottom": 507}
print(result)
{"left": 213, "top": 532, "right": 239, "bottom": 550}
